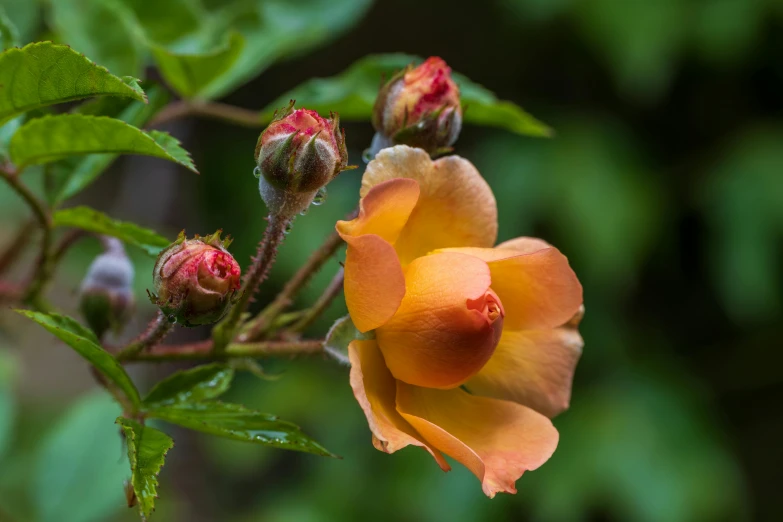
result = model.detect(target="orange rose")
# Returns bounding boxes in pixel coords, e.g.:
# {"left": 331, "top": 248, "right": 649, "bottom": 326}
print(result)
{"left": 336, "top": 146, "right": 584, "bottom": 497}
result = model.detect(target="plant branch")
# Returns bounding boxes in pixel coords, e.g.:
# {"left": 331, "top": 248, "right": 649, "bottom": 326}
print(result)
{"left": 124, "top": 339, "right": 324, "bottom": 362}
{"left": 0, "top": 164, "right": 54, "bottom": 308}
{"left": 0, "top": 218, "right": 36, "bottom": 275}
{"left": 289, "top": 267, "right": 345, "bottom": 333}
{"left": 150, "top": 100, "right": 265, "bottom": 128}
{"left": 116, "top": 311, "right": 173, "bottom": 361}
{"left": 240, "top": 230, "right": 345, "bottom": 341}
{"left": 213, "top": 214, "right": 290, "bottom": 351}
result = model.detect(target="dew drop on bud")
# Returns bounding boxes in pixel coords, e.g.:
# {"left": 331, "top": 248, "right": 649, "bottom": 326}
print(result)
{"left": 313, "top": 188, "right": 327, "bottom": 206}
{"left": 362, "top": 148, "right": 374, "bottom": 164}
{"left": 253, "top": 166, "right": 261, "bottom": 179}
{"left": 284, "top": 221, "right": 294, "bottom": 235}
{"left": 168, "top": 314, "right": 177, "bottom": 324}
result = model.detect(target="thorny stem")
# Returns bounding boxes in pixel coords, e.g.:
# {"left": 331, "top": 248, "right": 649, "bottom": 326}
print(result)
{"left": 116, "top": 311, "right": 174, "bottom": 361}
{"left": 240, "top": 230, "right": 345, "bottom": 341}
{"left": 124, "top": 339, "right": 324, "bottom": 362}
{"left": 0, "top": 164, "right": 54, "bottom": 309}
{"left": 214, "top": 214, "right": 290, "bottom": 351}
{"left": 150, "top": 100, "right": 265, "bottom": 129}
{"left": 289, "top": 267, "right": 345, "bottom": 333}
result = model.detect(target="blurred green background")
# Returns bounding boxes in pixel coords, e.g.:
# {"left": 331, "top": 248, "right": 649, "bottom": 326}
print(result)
{"left": 1, "top": 0, "right": 782, "bottom": 521}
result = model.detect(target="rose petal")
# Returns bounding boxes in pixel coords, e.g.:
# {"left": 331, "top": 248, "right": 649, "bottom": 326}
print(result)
{"left": 376, "top": 252, "right": 500, "bottom": 388}
{"left": 337, "top": 178, "right": 420, "bottom": 244}
{"left": 396, "top": 383, "right": 559, "bottom": 498}
{"left": 466, "top": 327, "right": 583, "bottom": 418}
{"left": 438, "top": 243, "right": 583, "bottom": 330}
{"left": 348, "top": 340, "right": 450, "bottom": 470}
{"left": 361, "top": 146, "right": 497, "bottom": 263}
{"left": 342, "top": 234, "right": 405, "bottom": 332}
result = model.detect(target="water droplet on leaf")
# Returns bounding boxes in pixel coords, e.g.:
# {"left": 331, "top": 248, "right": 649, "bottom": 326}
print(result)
{"left": 252, "top": 166, "right": 261, "bottom": 179}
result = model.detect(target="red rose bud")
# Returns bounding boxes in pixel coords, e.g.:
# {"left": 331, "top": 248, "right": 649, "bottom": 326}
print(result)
{"left": 150, "top": 231, "right": 241, "bottom": 327}
{"left": 371, "top": 57, "right": 462, "bottom": 157}
{"left": 79, "top": 237, "right": 135, "bottom": 338}
{"left": 254, "top": 102, "right": 352, "bottom": 218}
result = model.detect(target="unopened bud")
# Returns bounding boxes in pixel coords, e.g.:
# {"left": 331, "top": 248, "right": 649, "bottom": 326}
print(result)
{"left": 372, "top": 57, "right": 462, "bottom": 156}
{"left": 149, "top": 231, "right": 241, "bottom": 327}
{"left": 254, "top": 102, "right": 352, "bottom": 218}
{"left": 79, "top": 237, "right": 135, "bottom": 338}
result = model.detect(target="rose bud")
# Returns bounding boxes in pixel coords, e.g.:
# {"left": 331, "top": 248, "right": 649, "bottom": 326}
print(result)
{"left": 79, "top": 237, "right": 135, "bottom": 339}
{"left": 254, "top": 101, "right": 353, "bottom": 218}
{"left": 371, "top": 57, "right": 462, "bottom": 157}
{"left": 149, "top": 231, "right": 241, "bottom": 327}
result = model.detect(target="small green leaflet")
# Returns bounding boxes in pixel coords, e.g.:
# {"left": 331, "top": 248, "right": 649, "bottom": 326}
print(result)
{"left": 259, "top": 54, "right": 552, "bottom": 137}
{"left": 49, "top": 85, "right": 171, "bottom": 204}
{"left": 15, "top": 310, "right": 141, "bottom": 409}
{"left": 0, "top": 42, "right": 146, "bottom": 125}
{"left": 116, "top": 418, "right": 174, "bottom": 520}
{"left": 52, "top": 206, "right": 171, "bottom": 257}
{"left": 152, "top": 32, "right": 245, "bottom": 99}
{"left": 143, "top": 364, "right": 234, "bottom": 407}
{"left": 323, "top": 315, "right": 374, "bottom": 365}
{"left": 9, "top": 114, "right": 197, "bottom": 172}
{"left": 145, "top": 401, "right": 335, "bottom": 457}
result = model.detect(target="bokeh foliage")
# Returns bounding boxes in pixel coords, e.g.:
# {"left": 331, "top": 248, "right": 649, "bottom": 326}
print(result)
{"left": 1, "top": 0, "right": 781, "bottom": 521}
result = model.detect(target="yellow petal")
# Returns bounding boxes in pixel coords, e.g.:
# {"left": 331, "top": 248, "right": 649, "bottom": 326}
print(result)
{"left": 342, "top": 234, "right": 405, "bottom": 332}
{"left": 466, "top": 326, "right": 583, "bottom": 418}
{"left": 336, "top": 177, "right": 420, "bottom": 244}
{"left": 361, "top": 146, "right": 497, "bottom": 264}
{"left": 396, "top": 383, "right": 559, "bottom": 497}
{"left": 348, "top": 340, "right": 450, "bottom": 470}
{"left": 438, "top": 242, "right": 582, "bottom": 330}
{"left": 376, "top": 252, "right": 502, "bottom": 389}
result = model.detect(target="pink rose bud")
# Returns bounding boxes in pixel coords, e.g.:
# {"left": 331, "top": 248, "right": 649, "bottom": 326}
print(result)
{"left": 371, "top": 57, "right": 462, "bottom": 157}
{"left": 79, "top": 237, "right": 135, "bottom": 338}
{"left": 254, "top": 102, "right": 352, "bottom": 218}
{"left": 150, "top": 231, "right": 241, "bottom": 327}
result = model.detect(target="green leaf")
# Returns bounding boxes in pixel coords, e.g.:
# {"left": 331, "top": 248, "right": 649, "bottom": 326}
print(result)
{"left": 143, "top": 364, "right": 234, "bottom": 407}
{"left": 52, "top": 206, "right": 171, "bottom": 256}
{"left": 152, "top": 31, "right": 245, "bottom": 98}
{"left": 49, "top": 85, "right": 171, "bottom": 204}
{"left": 259, "top": 54, "right": 552, "bottom": 137}
{"left": 0, "top": 42, "right": 146, "bottom": 126}
{"left": 116, "top": 418, "right": 174, "bottom": 520}
{"left": 323, "top": 315, "right": 373, "bottom": 365}
{"left": 15, "top": 310, "right": 141, "bottom": 408}
{"left": 146, "top": 401, "right": 334, "bottom": 457}
{"left": 34, "top": 392, "right": 129, "bottom": 522}
{"left": 9, "top": 114, "right": 197, "bottom": 171}
{"left": 0, "top": 6, "right": 20, "bottom": 50}
{"left": 200, "top": 0, "right": 374, "bottom": 99}
{"left": 49, "top": 0, "right": 145, "bottom": 77}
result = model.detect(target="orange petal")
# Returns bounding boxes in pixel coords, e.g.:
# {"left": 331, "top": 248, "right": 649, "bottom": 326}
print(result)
{"left": 438, "top": 242, "right": 582, "bottom": 330}
{"left": 361, "top": 146, "right": 497, "bottom": 264}
{"left": 466, "top": 327, "right": 583, "bottom": 418}
{"left": 497, "top": 236, "right": 553, "bottom": 254}
{"left": 336, "top": 178, "right": 420, "bottom": 244}
{"left": 376, "top": 252, "right": 502, "bottom": 389}
{"left": 342, "top": 234, "right": 405, "bottom": 332}
{"left": 396, "top": 383, "right": 559, "bottom": 497}
{"left": 348, "top": 340, "right": 450, "bottom": 470}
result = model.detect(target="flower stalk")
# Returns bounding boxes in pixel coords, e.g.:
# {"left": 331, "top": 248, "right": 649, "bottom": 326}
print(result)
{"left": 213, "top": 214, "right": 290, "bottom": 351}
{"left": 116, "top": 311, "right": 174, "bottom": 361}
{"left": 123, "top": 338, "right": 324, "bottom": 362}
